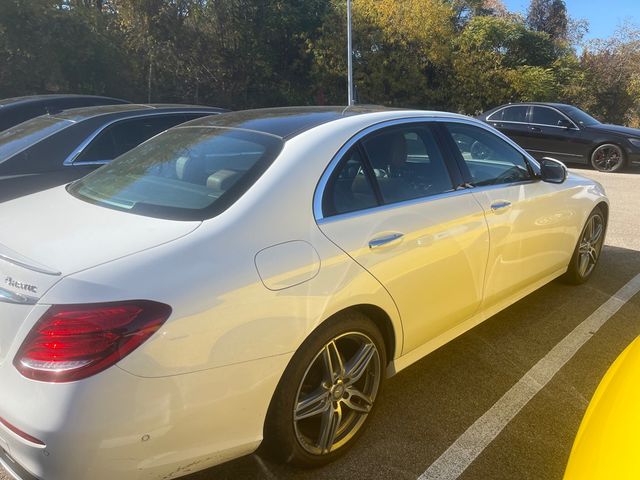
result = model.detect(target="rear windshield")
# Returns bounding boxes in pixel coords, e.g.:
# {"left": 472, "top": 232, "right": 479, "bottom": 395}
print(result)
{"left": 68, "top": 127, "right": 284, "bottom": 220}
{"left": 0, "top": 116, "right": 72, "bottom": 161}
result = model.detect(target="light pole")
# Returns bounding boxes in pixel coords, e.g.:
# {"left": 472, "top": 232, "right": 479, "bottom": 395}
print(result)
{"left": 347, "top": 0, "right": 354, "bottom": 105}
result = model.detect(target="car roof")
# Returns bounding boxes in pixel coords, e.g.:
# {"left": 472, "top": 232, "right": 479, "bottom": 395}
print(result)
{"left": 0, "top": 94, "right": 128, "bottom": 108}
{"left": 494, "top": 102, "right": 573, "bottom": 110}
{"left": 181, "top": 105, "right": 420, "bottom": 139}
{"left": 49, "top": 103, "right": 226, "bottom": 122}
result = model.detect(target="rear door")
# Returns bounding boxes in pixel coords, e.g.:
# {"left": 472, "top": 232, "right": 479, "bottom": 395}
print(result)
{"left": 486, "top": 105, "right": 534, "bottom": 151}
{"left": 316, "top": 121, "right": 489, "bottom": 354}
{"left": 443, "top": 122, "right": 577, "bottom": 310}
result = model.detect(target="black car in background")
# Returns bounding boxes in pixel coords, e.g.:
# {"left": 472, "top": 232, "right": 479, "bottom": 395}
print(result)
{"left": 0, "top": 103, "right": 226, "bottom": 203}
{"left": 0, "top": 94, "right": 130, "bottom": 132}
{"left": 478, "top": 102, "right": 640, "bottom": 172}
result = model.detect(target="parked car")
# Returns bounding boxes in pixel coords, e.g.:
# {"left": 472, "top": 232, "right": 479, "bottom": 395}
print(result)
{"left": 564, "top": 336, "right": 640, "bottom": 480}
{"left": 0, "top": 103, "right": 226, "bottom": 203}
{"left": 0, "top": 107, "right": 608, "bottom": 480}
{"left": 0, "top": 94, "right": 130, "bottom": 132}
{"left": 477, "top": 102, "right": 640, "bottom": 172}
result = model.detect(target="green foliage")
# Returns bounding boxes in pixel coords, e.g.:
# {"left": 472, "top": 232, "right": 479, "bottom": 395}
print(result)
{"left": 526, "top": 0, "right": 569, "bottom": 42}
{"left": 0, "top": 0, "right": 639, "bottom": 126}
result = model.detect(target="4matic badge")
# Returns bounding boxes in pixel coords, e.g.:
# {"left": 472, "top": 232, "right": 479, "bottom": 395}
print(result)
{"left": 5, "top": 277, "right": 38, "bottom": 294}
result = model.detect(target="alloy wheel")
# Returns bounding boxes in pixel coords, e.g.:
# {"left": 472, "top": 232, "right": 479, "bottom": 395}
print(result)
{"left": 591, "top": 144, "right": 623, "bottom": 172}
{"left": 578, "top": 213, "right": 604, "bottom": 278}
{"left": 293, "top": 332, "right": 382, "bottom": 455}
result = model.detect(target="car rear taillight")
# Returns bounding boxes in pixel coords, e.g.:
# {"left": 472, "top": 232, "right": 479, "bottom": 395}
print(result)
{"left": 14, "top": 301, "right": 171, "bottom": 383}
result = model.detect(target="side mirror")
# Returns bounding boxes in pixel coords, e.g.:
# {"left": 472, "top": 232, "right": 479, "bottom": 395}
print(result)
{"left": 539, "top": 157, "right": 568, "bottom": 184}
{"left": 557, "top": 119, "right": 573, "bottom": 129}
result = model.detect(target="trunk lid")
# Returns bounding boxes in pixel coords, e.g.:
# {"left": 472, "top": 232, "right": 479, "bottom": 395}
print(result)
{"left": 0, "top": 186, "right": 201, "bottom": 363}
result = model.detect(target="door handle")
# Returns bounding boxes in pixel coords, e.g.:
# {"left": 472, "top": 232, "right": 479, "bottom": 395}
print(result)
{"left": 369, "top": 233, "right": 404, "bottom": 249}
{"left": 490, "top": 200, "right": 512, "bottom": 212}
{"left": 530, "top": 126, "right": 542, "bottom": 132}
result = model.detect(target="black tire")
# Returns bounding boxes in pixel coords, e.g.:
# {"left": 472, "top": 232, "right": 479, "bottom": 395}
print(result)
{"left": 562, "top": 206, "right": 606, "bottom": 285}
{"left": 590, "top": 144, "right": 626, "bottom": 172}
{"left": 261, "top": 310, "right": 386, "bottom": 468}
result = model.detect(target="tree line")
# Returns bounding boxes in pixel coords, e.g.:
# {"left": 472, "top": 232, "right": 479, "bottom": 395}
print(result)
{"left": 1, "top": 0, "right": 639, "bottom": 126}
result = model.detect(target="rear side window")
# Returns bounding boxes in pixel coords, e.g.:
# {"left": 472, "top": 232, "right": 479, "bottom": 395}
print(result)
{"left": 74, "top": 114, "right": 194, "bottom": 164}
{"left": 68, "top": 127, "right": 283, "bottom": 220}
{"left": 499, "top": 106, "right": 528, "bottom": 123}
{"left": 361, "top": 126, "right": 453, "bottom": 205}
{"left": 323, "top": 147, "right": 379, "bottom": 216}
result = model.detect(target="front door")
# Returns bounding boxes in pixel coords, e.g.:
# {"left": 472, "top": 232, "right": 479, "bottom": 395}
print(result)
{"left": 443, "top": 122, "right": 577, "bottom": 310}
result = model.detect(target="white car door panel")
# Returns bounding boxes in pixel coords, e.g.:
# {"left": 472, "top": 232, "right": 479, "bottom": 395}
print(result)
{"left": 471, "top": 182, "right": 578, "bottom": 308}
{"left": 444, "top": 121, "right": 579, "bottom": 310}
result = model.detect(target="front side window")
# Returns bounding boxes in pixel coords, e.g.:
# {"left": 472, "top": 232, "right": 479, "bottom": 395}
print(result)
{"left": 531, "top": 107, "right": 568, "bottom": 127}
{"left": 446, "top": 123, "right": 532, "bottom": 186}
{"left": 68, "top": 127, "right": 283, "bottom": 220}
{"left": 75, "top": 115, "right": 195, "bottom": 164}
{"left": 361, "top": 126, "right": 453, "bottom": 204}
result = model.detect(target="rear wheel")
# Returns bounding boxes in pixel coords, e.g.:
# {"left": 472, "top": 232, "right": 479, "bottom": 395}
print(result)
{"left": 262, "top": 311, "right": 386, "bottom": 467}
{"left": 562, "top": 207, "right": 606, "bottom": 284}
{"left": 590, "top": 144, "right": 625, "bottom": 172}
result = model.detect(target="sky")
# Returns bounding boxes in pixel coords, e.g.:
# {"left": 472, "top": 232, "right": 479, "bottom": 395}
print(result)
{"left": 502, "top": 0, "right": 639, "bottom": 41}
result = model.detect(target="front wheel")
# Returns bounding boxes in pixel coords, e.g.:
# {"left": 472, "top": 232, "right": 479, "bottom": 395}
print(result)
{"left": 591, "top": 144, "right": 625, "bottom": 172}
{"left": 262, "top": 311, "right": 386, "bottom": 467}
{"left": 562, "top": 207, "right": 606, "bottom": 284}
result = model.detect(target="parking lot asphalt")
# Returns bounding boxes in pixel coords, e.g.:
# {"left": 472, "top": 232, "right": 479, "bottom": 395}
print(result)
{"left": 2, "top": 166, "right": 639, "bottom": 480}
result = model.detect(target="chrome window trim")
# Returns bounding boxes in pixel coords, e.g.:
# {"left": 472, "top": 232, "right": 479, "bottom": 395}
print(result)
{"left": 530, "top": 105, "right": 580, "bottom": 130}
{"left": 316, "top": 188, "right": 470, "bottom": 225}
{"left": 487, "top": 105, "right": 580, "bottom": 130}
{"left": 63, "top": 110, "right": 220, "bottom": 167}
{"left": 313, "top": 116, "right": 541, "bottom": 223}
{"left": 486, "top": 105, "right": 529, "bottom": 124}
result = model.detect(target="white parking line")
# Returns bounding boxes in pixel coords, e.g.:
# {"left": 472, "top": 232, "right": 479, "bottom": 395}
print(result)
{"left": 418, "top": 273, "right": 640, "bottom": 480}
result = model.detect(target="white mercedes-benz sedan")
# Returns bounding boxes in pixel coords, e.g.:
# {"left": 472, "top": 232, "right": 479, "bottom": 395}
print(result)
{"left": 0, "top": 107, "right": 608, "bottom": 480}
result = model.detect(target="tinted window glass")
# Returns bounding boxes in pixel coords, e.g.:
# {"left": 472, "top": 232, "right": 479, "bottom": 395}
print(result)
{"left": 75, "top": 114, "right": 192, "bottom": 163}
{"left": 68, "top": 127, "right": 283, "bottom": 220}
{"left": 447, "top": 123, "right": 531, "bottom": 186}
{"left": 531, "top": 107, "right": 567, "bottom": 127}
{"left": 324, "top": 147, "right": 378, "bottom": 216}
{"left": 362, "top": 126, "right": 453, "bottom": 204}
{"left": 500, "top": 106, "right": 528, "bottom": 123}
{"left": 561, "top": 106, "right": 600, "bottom": 127}
{"left": 0, "top": 117, "right": 72, "bottom": 161}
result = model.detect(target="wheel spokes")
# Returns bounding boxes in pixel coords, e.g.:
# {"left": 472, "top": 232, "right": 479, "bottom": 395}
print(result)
{"left": 322, "top": 341, "right": 345, "bottom": 383}
{"left": 578, "top": 252, "right": 591, "bottom": 276}
{"left": 294, "top": 332, "right": 382, "bottom": 456}
{"left": 295, "top": 388, "right": 331, "bottom": 421}
{"left": 318, "top": 403, "right": 342, "bottom": 453}
{"left": 344, "top": 342, "right": 376, "bottom": 386}
{"left": 343, "top": 386, "right": 373, "bottom": 414}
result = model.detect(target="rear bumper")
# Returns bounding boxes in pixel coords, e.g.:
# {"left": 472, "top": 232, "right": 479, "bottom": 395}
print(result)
{"left": 0, "top": 352, "right": 291, "bottom": 480}
{"left": 0, "top": 446, "right": 38, "bottom": 480}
